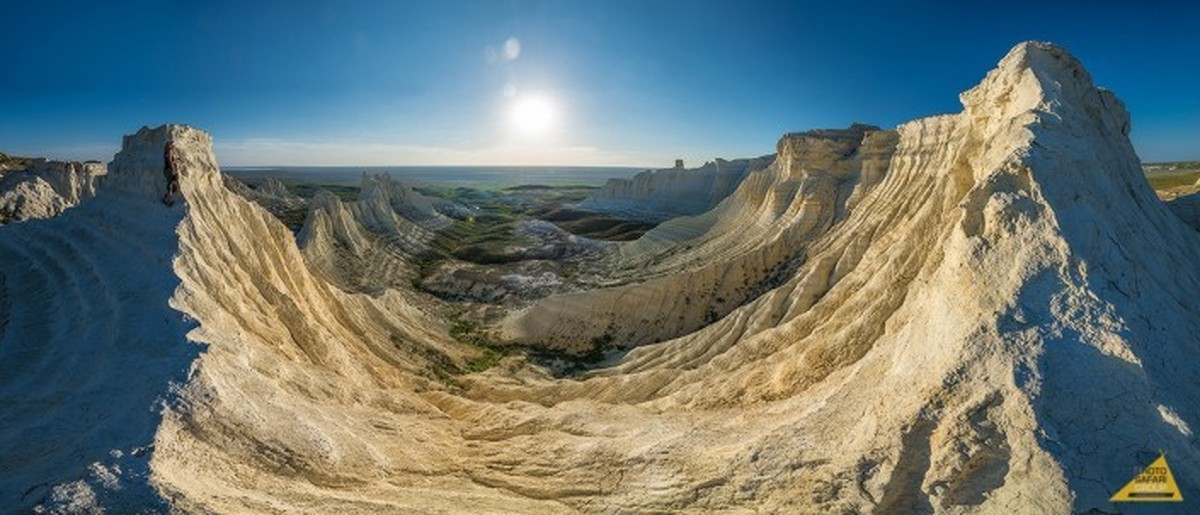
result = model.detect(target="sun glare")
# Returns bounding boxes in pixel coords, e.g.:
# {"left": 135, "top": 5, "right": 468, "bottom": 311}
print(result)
{"left": 509, "top": 95, "right": 556, "bottom": 137}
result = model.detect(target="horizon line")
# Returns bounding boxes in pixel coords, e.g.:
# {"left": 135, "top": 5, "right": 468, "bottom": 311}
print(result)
{"left": 219, "top": 163, "right": 661, "bottom": 169}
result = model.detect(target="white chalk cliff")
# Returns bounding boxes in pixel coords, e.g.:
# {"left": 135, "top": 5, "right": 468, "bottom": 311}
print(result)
{"left": 1, "top": 41, "right": 1198, "bottom": 514}
{"left": 580, "top": 155, "right": 773, "bottom": 222}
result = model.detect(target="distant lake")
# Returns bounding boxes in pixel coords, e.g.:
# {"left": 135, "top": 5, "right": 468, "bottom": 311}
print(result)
{"left": 223, "top": 166, "right": 645, "bottom": 188}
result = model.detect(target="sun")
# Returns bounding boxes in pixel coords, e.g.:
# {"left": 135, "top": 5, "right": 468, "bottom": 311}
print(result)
{"left": 509, "top": 95, "right": 557, "bottom": 136}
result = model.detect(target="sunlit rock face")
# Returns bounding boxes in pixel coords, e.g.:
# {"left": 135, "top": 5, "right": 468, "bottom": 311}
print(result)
{"left": 3, "top": 42, "right": 1200, "bottom": 514}
{"left": 580, "top": 155, "right": 774, "bottom": 222}
{"left": 501, "top": 123, "right": 898, "bottom": 352}
{"left": 296, "top": 173, "right": 451, "bottom": 293}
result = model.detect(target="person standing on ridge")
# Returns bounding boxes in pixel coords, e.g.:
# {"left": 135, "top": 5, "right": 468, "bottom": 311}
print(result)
{"left": 162, "top": 139, "right": 180, "bottom": 206}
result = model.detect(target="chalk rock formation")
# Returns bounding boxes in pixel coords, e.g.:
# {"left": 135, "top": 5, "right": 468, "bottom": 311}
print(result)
{"left": 224, "top": 175, "right": 307, "bottom": 216}
{"left": 0, "top": 125, "right": 474, "bottom": 511}
{"left": 489, "top": 41, "right": 1200, "bottom": 512}
{"left": 2, "top": 41, "right": 1199, "bottom": 515}
{"left": 226, "top": 172, "right": 457, "bottom": 292}
{"left": 298, "top": 173, "right": 450, "bottom": 293}
{"left": 503, "top": 124, "right": 896, "bottom": 350}
{"left": 258, "top": 176, "right": 299, "bottom": 199}
{"left": 580, "top": 155, "right": 773, "bottom": 222}
{"left": 224, "top": 175, "right": 311, "bottom": 232}
{"left": 0, "top": 159, "right": 106, "bottom": 223}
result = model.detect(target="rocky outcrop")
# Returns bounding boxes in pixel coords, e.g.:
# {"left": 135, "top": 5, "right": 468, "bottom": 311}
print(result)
{"left": 255, "top": 176, "right": 299, "bottom": 200}
{"left": 579, "top": 155, "right": 773, "bottom": 222}
{"left": 224, "top": 175, "right": 305, "bottom": 209}
{"left": 297, "top": 173, "right": 451, "bottom": 293}
{"left": 0, "top": 159, "right": 106, "bottom": 223}
{"left": 0, "top": 151, "right": 34, "bottom": 172}
{"left": 223, "top": 176, "right": 309, "bottom": 230}
{"left": 225, "top": 172, "right": 458, "bottom": 292}
{"left": 357, "top": 172, "right": 447, "bottom": 227}
{"left": 1169, "top": 191, "right": 1200, "bottom": 231}
{"left": 503, "top": 124, "right": 896, "bottom": 350}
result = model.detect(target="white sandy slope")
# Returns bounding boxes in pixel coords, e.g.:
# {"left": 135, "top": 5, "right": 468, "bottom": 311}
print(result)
{"left": 1, "top": 41, "right": 1199, "bottom": 514}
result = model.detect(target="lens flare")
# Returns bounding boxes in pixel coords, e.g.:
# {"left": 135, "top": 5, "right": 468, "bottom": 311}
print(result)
{"left": 503, "top": 37, "right": 521, "bottom": 61}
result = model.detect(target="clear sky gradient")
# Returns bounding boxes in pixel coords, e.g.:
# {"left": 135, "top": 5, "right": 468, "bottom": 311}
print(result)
{"left": 2, "top": 0, "right": 1199, "bottom": 166}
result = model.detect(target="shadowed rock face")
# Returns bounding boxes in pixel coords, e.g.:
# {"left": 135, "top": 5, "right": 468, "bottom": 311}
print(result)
{"left": 4, "top": 42, "right": 1200, "bottom": 514}
{"left": 1168, "top": 191, "right": 1200, "bottom": 230}
{"left": 0, "top": 159, "right": 107, "bottom": 223}
{"left": 0, "top": 128, "right": 197, "bottom": 510}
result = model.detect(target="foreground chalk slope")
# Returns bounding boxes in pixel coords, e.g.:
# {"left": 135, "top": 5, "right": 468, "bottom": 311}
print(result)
{"left": 0, "top": 139, "right": 196, "bottom": 510}
{"left": 0, "top": 126, "right": 514, "bottom": 512}
{"left": 2, "top": 41, "right": 1198, "bottom": 514}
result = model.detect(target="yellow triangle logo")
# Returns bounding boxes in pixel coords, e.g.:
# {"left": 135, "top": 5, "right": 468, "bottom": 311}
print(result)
{"left": 1110, "top": 453, "right": 1183, "bottom": 502}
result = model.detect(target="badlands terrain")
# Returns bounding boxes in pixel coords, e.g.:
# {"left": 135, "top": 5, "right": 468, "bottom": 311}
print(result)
{"left": 2, "top": 41, "right": 1199, "bottom": 513}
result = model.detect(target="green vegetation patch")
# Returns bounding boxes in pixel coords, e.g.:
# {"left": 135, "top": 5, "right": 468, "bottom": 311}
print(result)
{"left": 417, "top": 190, "right": 531, "bottom": 266}
{"left": 1147, "top": 171, "right": 1200, "bottom": 191}
{"left": 282, "top": 182, "right": 361, "bottom": 201}
{"left": 448, "top": 318, "right": 510, "bottom": 374}
{"left": 389, "top": 318, "right": 512, "bottom": 386}
{"left": 390, "top": 333, "right": 459, "bottom": 387}
{"left": 274, "top": 207, "right": 310, "bottom": 231}
{"left": 534, "top": 206, "right": 655, "bottom": 241}
{"left": 501, "top": 184, "right": 599, "bottom": 203}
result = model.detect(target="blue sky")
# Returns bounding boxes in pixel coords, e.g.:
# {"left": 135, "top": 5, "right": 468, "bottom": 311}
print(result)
{"left": 2, "top": 0, "right": 1199, "bottom": 166}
